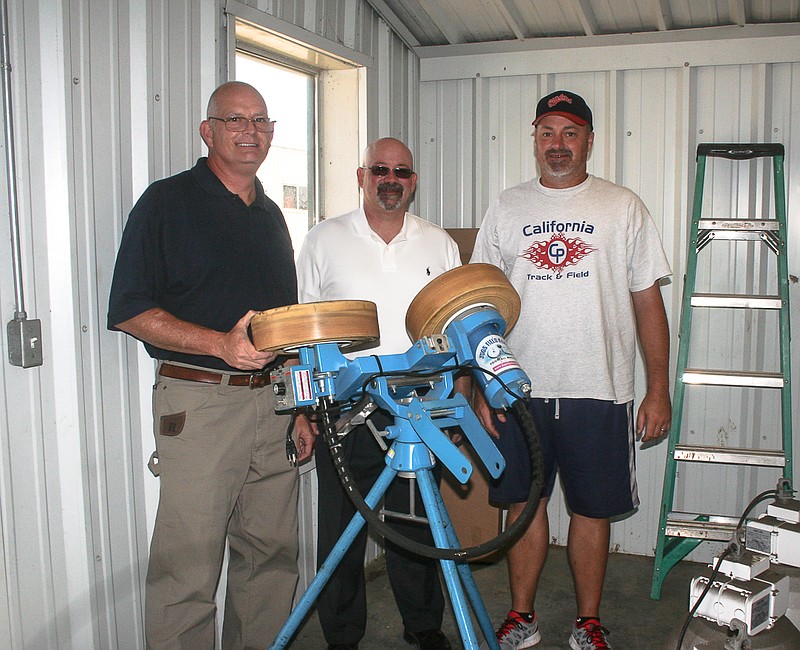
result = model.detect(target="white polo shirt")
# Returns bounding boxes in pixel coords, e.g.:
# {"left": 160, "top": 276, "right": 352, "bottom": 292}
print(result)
{"left": 297, "top": 208, "right": 461, "bottom": 356}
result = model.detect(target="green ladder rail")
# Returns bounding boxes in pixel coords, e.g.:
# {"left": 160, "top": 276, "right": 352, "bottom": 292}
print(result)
{"left": 650, "top": 143, "right": 793, "bottom": 600}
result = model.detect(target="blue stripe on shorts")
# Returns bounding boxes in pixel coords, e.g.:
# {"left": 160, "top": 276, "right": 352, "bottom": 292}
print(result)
{"left": 488, "top": 398, "right": 639, "bottom": 518}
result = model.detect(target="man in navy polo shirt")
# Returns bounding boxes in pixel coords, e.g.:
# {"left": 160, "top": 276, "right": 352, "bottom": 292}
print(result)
{"left": 108, "top": 81, "right": 314, "bottom": 649}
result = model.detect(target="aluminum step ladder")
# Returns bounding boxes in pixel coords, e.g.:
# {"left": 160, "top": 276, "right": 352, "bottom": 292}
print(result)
{"left": 650, "top": 143, "right": 792, "bottom": 599}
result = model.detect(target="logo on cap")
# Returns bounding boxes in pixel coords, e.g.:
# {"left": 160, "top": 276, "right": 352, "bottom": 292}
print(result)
{"left": 548, "top": 93, "right": 573, "bottom": 109}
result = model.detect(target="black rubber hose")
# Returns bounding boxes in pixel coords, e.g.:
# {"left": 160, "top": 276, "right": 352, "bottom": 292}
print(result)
{"left": 321, "top": 395, "right": 544, "bottom": 561}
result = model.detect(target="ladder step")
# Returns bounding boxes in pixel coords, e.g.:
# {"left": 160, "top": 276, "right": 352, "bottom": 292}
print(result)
{"left": 698, "top": 143, "right": 784, "bottom": 159}
{"left": 682, "top": 369, "right": 784, "bottom": 388}
{"left": 698, "top": 219, "right": 779, "bottom": 231}
{"left": 674, "top": 444, "right": 786, "bottom": 466}
{"left": 665, "top": 513, "right": 739, "bottom": 541}
{"left": 691, "top": 293, "right": 782, "bottom": 309}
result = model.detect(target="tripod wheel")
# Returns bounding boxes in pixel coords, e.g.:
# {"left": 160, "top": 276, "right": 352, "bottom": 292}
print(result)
{"left": 406, "top": 263, "right": 520, "bottom": 340}
{"left": 251, "top": 300, "right": 380, "bottom": 353}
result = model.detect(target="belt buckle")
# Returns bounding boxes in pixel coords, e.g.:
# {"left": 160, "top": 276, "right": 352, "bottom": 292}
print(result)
{"left": 249, "top": 371, "right": 267, "bottom": 389}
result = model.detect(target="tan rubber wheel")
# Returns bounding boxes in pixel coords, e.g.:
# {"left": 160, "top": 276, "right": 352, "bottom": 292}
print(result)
{"left": 251, "top": 300, "right": 380, "bottom": 353}
{"left": 406, "top": 263, "right": 520, "bottom": 340}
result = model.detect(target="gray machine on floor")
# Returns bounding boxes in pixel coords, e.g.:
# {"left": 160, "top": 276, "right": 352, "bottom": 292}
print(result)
{"left": 666, "top": 482, "right": 800, "bottom": 649}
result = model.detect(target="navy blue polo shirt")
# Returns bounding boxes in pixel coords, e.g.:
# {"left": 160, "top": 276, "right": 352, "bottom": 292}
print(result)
{"left": 107, "top": 157, "right": 297, "bottom": 371}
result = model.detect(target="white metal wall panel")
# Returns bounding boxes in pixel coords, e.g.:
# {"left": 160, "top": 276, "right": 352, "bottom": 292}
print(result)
{"left": 249, "top": 0, "right": 370, "bottom": 54}
{"left": 419, "top": 78, "right": 475, "bottom": 226}
{"left": 419, "top": 45, "right": 800, "bottom": 559}
{"left": 0, "top": 0, "right": 155, "bottom": 647}
{"left": 613, "top": 67, "right": 685, "bottom": 555}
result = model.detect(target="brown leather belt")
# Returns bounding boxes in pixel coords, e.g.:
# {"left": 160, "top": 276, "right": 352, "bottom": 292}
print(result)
{"left": 158, "top": 363, "right": 271, "bottom": 388}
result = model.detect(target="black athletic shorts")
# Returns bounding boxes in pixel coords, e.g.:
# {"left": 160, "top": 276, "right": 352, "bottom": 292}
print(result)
{"left": 489, "top": 397, "right": 639, "bottom": 518}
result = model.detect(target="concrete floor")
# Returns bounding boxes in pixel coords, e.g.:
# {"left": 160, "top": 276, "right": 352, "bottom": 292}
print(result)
{"left": 288, "top": 546, "right": 702, "bottom": 649}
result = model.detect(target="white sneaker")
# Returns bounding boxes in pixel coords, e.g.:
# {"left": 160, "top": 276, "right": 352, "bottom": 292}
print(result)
{"left": 569, "top": 621, "right": 612, "bottom": 649}
{"left": 479, "top": 611, "right": 541, "bottom": 649}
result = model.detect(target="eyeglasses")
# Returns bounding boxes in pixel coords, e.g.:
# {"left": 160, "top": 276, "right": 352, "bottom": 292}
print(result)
{"left": 360, "top": 165, "right": 415, "bottom": 180}
{"left": 208, "top": 116, "right": 276, "bottom": 133}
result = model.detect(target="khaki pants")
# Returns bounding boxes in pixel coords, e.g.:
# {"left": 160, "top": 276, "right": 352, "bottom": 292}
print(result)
{"left": 145, "top": 367, "right": 299, "bottom": 649}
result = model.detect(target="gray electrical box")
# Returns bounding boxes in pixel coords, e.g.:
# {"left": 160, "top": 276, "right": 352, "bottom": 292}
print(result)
{"left": 7, "top": 317, "right": 43, "bottom": 368}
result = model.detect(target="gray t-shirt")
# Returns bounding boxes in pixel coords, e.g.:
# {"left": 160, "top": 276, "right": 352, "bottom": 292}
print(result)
{"left": 471, "top": 174, "right": 671, "bottom": 403}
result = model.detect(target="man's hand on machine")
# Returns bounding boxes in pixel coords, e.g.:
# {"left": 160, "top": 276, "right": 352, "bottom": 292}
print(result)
{"left": 292, "top": 412, "right": 317, "bottom": 462}
{"left": 470, "top": 386, "right": 504, "bottom": 438}
{"left": 220, "top": 310, "right": 279, "bottom": 370}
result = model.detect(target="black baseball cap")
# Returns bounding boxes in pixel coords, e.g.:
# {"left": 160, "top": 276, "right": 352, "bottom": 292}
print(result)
{"left": 533, "top": 90, "right": 593, "bottom": 130}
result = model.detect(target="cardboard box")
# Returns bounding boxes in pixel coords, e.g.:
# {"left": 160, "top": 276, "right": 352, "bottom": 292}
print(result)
{"left": 438, "top": 228, "right": 503, "bottom": 563}
{"left": 439, "top": 443, "right": 503, "bottom": 563}
{"left": 445, "top": 228, "right": 479, "bottom": 264}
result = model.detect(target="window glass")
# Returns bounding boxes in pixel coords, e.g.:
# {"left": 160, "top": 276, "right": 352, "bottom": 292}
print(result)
{"left": 236, "top": 53, "right": 313, "bottom": 255}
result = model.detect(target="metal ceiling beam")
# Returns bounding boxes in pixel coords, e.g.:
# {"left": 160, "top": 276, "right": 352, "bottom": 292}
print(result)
{"left": 491, "top": 0, "right": 527, "bottom": 40}
{"left": 418, "top": 23, "right": 800, "bottom": 74}
{"left": 417, "top": 0, "right": 463, "bottom": 45}
{"left": 649, "top": 0, "right": 673, "bottom": 32}
{"left": 363, "top": 0, "right": 421, "bottom": 48}
{"left": 729, "top": 0, "right": 748, "bottom": 26}
{"left": 573, "top": 0, "right": 599, "bottom": 37}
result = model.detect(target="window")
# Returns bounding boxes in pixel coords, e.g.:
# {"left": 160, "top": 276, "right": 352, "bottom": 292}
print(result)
{"left": 232, "top": 16, "right": 366, "bottom": 254}
{"left": 235, "top": 53, "right": 314, "bottom": 255}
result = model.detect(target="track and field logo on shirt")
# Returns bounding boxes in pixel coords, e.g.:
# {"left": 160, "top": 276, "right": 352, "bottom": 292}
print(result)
{"left": 519, "top": 232, "right": 596, "bottom": 274}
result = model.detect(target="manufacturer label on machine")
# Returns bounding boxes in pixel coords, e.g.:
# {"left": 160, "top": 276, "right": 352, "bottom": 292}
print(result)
{"left": 474, "top": 334, "right": 522, "bottom": 374}
{"left": 745, "top": 525, "right": 772, "bottom": 554}
{"left": 292, "top": 368, "right": 314, "bottom": 404}
{"left": 750, "top": 594, "right": 769, "bottom": 631}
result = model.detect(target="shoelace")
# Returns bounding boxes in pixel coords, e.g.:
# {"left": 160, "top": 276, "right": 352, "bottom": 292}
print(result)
{"left": 496, "top": 613, "right": 526, "bottom": 639}
{"left": 580, "top": 623, "right": 611, "bottom": 648}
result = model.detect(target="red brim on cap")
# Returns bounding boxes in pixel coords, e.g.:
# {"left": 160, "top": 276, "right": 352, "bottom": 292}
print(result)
{"left": 532, "top": 111, "right": 589, "bottom": 126}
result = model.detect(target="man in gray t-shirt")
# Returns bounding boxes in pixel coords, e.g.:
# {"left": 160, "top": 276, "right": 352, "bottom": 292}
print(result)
{"left": 472, "top": 90, "right": 671, "bottom": 650}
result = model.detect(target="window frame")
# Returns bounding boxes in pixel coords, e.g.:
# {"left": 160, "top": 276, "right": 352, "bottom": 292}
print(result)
{"left": 227, "top": 7, "right": 369, "bottom": 227}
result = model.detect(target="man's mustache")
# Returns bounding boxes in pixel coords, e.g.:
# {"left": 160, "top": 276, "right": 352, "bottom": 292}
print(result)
{"left": 377, "top": 182, "right": 404, "bottom": 194}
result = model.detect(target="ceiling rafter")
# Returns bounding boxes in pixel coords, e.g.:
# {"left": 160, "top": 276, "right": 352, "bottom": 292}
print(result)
{"left": 649, "top": 0, "right": 673, "bottom": 32}
{"left": 729, "top": 0, "right": 748, "bottom": 26}
{"left": 573, "top": 0, "right": 599, "bottom": 37}
{"left": 417, "top": 0, "right": 464, "bottom": 45}
{"left": 489, "top": 0, "right": 528, "bottom": 40}
{"left": 363, "top": 0, "right": 421, "bottom": 48}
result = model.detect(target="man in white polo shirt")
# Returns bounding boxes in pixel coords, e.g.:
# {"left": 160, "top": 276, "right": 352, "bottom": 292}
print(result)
{"left": 296, "top": 137, "right": 460, "bottom": 650}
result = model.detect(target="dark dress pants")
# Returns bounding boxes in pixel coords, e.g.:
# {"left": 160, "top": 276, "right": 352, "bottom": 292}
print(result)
{"left": 315, "top": 411, "right": 445, "bottom": 644}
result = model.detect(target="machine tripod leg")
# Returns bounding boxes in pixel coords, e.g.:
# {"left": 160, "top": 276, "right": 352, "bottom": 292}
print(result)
{"left": 269, "top": 464, "right": 396, "bottom": 649}
{"left": 416, "top": 468, "right": 500, "bottom": 650}
{"left": 270, "top": 463, "right": 499, "bottom": 649}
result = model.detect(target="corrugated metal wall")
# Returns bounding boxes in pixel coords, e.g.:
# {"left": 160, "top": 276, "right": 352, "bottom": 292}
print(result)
{"left": 0, "top": 0, "right": 416, "bottom": 648}
{"left": 418, "top": 33, "right": 800, "bottom": 558}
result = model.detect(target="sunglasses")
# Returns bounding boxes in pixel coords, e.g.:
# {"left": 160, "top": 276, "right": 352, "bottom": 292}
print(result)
{"left": 361, "top": 165, "right": 415, "bottom": 180}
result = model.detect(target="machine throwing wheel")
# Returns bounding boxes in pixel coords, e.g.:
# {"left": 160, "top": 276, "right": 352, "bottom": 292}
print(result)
{"left": 406, "top": 263, "right": 520, "bottom": 340}
{"left": 251, "top": 300, "right": 380, "bottom": 353}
